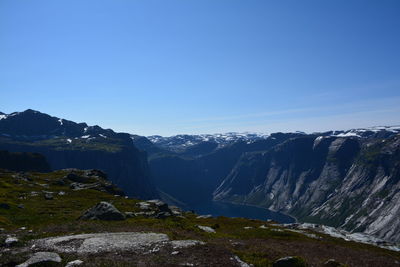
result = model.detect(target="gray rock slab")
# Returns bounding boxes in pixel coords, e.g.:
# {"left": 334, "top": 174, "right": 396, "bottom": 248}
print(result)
{"left": 16, "top": 252, "right": 61, "bottom": 267}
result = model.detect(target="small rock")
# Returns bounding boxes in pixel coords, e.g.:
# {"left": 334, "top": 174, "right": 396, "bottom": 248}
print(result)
{"left": 125, "top": 212, "right": 135, "bottom": 218}
{"left": 196, "top": 214, "right": 212, "bottom": 219}
{"left": 171, "top": 240, "right": 206, "bottom": 249}
{"left": 169, "top": 206, "right": 183, "bottom": 216}
{"left": 155, "top": 211, "right": 172, "bottom": 219}
{"left": 134, "top": 211, "right": 157, "bottom": 217}
{"left": 324, "top": 259, "right": 346, "bottom": 267}
{"left": 272, "top": 256, "right": 307, "bottom": 267}
{"left": 197, "top": 225, "right": 216, "bottom": 233}
{"left": 18, "top": 204, "right": 25, "bottom": 209}
{"left": 80, "top": 201, "right": 126, "bottom": 221}
{"left": 137, "top": 202, "right": 152, "bottom": 211}
{"left": 58, "top": 191, "right": 66, "bottom": 196}
{"left": 147, "top": 199, "right": 171, "bottom": 212}
{"left": 16, "top": 252, "right": 62, "bottom": 267}
{"left": 66, "top": 259, "right": 84, "bottom": 266}
{"left": 85, "top": 169, "right": 107, "bottom": 179}
{"left": 232, "top": 255, "right": 253, "bottom": 267}
{"left": 259, "top": 225, "right": 268, "bottom": 229}
{"left": 171, "top": 251, "right": 180, "bottom": 255}
{"left": 5, "top": 236, "right": 19, "bottom": 246}
{"left": 244, "top": 226, "right": 253, "bottom": 230}
{"left": 44, "top": 193, "right": 53, "bottom": 200}
{"left": 20, "top": 227, "right": 27, "bottom": 230}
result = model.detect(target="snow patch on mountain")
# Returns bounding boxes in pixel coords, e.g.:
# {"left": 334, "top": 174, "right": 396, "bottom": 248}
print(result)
{"left": 147, "top": 132, "right": 270, "bottom": 151}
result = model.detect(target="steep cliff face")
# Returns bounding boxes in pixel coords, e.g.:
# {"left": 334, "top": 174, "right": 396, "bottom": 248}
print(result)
{"left": 149, "top": 133, "right": 302, "bottom": 205}
{"left": 0, "top": 150, "right": 50, "bottom": 172}
{"left": 0, "top": 110, "right": 158, "bottom": 199}
{"left": 213, "top": 134, "right": 400, "bottom": 242}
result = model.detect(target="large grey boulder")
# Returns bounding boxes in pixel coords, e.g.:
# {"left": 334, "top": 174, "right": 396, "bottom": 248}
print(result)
{"left": 79, "top": 201, "right": 125, "bottom": 221}
{"left": 147, "top": 199, "right": 171, "bottom": 212}
{"left": 5, "top": 236, "right": 19, "bottom": 246}
{"left": 33, "top": 232, "right": 206, "bottom": 254}
{"left": 16, "top": 252, "right": 61, "bottom": 267}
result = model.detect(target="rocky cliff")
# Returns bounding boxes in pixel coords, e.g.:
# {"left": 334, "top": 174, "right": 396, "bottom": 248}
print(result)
{"left": 0, "top": 150, "right": 50, "bottom": 172}
{"left": 0, "top": 109, "right": 157, "bottom": 199}
{"left": 213, "top": 133, "right": 400, "bottom": 242}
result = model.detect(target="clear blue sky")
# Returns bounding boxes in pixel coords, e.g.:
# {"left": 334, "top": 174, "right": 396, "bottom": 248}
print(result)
{"left": 1, "top": 0, "right": 400, "bottom": 136}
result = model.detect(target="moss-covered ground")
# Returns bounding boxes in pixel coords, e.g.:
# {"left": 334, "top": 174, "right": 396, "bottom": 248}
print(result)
{"left": 1, "top": 169, "right": 399, "bottom": 266}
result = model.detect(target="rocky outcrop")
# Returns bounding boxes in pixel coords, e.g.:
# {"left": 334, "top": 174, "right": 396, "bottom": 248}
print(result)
{"left": 80, "top": 201, "right": 126, "bottom": 221}
{"left": 214, "top": 134, "right": 400, "bottom": 242}
{"left": 32, "top": 232, "right": 205, "bottom": 254}
{"left": 16, "top": 252, "right": 61, "bottom": 267}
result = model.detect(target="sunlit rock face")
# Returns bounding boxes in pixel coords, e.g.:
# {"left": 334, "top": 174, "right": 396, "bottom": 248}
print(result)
{"left": 214, "top": 134, "right": 400, "bottom": 242}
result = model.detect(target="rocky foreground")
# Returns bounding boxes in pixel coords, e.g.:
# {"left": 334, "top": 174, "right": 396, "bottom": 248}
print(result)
{"left": 1, "top": 169, "right": 400, "bottom": 266}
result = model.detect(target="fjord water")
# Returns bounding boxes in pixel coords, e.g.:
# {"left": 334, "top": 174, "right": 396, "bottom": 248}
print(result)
{"left": 191, "top": 201, "right": 295, "bottom": 223}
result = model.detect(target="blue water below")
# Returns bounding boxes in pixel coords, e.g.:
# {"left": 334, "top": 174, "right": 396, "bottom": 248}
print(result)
{"left": 190, "top": 201, "right": 295, "bottom": 223}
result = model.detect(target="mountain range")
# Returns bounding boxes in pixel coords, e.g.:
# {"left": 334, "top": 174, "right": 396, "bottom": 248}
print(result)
{"left": 1, "top": 109, "right": 400, "bottom": 243}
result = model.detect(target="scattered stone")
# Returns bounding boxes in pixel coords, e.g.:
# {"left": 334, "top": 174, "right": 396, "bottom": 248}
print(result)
{"left": 171, "top": 240, "right": 206, "bottom": 249}
{"left": 137, "top": 202, "right": 152, "bottom": 211}
{"left": 58, "top": 191, "right": 66, "bottom": 196}
{"left": 20, "top": 227, "right": 27, "bottom": 230}
{"left": 155, "top": 211, "right": 172, "bottom": 219}
{"left": 16, "top": 252, "right": 62, "bottom": 267}
{"left": 272, "top": 256, "right": 307, "bottom": 267}
{"left": 232, "top": 255, "right": 253, "bottom": 267}
{"left": 171, "top": 251, "right": 180, "bottom": 255}
{"left": 125, "top": 211, "right": 135, "bottom": 218}
{"left": 5, "top": 236, "right": 19, "bottom": 246}
{"left": 197, "top": 225, "right": 216, "bottom": 233}
{"left": 80, "top": 201, "right": 126, "bottom": 221}
{"left": 134, "top": 211, "right": 157, "bottom": 217}
{"left": 66, "top": 259, "right": 84, "bottom": 266}
{"left": 30, "top": 191, "right": 38, "bottom": 197}
{"left": 85, "top": 169, "right": 107, "bottom": 179}
{"left": 259, "top": 225, "right": 268, "bottom": 229}
{"left": 196, "top": 214, "right": 212, "bottom": 219}
{"left": 244, "top": 226, "right": 253, "bottom": 230}
{"left": 169, "top": 205, "right": 183, "bottom": 216}
{"left": 147, "top": 199, "right": 171, "bottom": 212}
{"left": 324, "top": 259, "right": 346, "bottom": 267}
{"left": 44, "top": 192, "right": 53, "bottom": 200}
{"left": 18, "top": 204, "right": 25, "bottom": 209}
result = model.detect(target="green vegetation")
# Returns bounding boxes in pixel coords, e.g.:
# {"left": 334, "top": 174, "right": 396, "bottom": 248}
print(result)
{"left": 1, "top": 169, "right": 399, "bottom": 267}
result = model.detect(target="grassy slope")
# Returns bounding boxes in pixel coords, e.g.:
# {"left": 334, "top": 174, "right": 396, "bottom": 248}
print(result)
{"left": 1, "top": 169, "right": 399, "bottom": 267}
